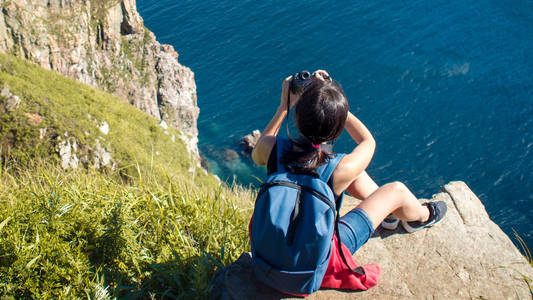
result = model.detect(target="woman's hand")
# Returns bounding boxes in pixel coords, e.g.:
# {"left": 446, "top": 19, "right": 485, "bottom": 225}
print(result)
{"left": 280, "top": 70, "right": 330, "bottom": 111}
{"left": 313, "top": 69, "right": 332, "bottom": 82}
{"left": 279, "top": 75, "right": 301, "bottom": 111}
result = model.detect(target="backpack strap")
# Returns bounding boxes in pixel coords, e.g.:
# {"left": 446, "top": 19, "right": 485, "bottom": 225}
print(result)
{"left": 334, "top": 212, "right": 366, "bottom": 275}
{"left": 317, "top": 153, "right": 345, "bottom": 183}
{"left": 273, "top": 136, "right": 291, "bottom": 173}
{"left": 316, "top": 153, "right": 365, "bottom": 275}
{"left": 266, "top": 141, "right": 278, "bottom": 175}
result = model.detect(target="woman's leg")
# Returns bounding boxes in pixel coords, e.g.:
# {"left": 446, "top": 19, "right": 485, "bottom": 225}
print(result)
{"left": 338, "top": 181, "right": 444, "bottom": 253}
{"left": 345, "top": 172, "right": 400, "bottom": 231}
{"left": 345, "top": 171, "right": 379, "bottom": 200}
{"left": 356, "top": 181, "right": 429, "bottom": 230}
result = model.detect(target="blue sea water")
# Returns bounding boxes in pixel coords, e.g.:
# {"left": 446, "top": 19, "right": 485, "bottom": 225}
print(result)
{"left": 137, "top": 1, "right": 533, "bottom": 247}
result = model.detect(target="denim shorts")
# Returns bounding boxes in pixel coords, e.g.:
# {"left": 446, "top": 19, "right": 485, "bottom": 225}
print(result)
{"left": 337, "top": 207, "right": 374, "bottom": 255}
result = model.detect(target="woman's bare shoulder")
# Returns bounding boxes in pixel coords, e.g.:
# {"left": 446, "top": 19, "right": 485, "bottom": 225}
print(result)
{"left": 252, "top": 135, "right": 277, "bottom": 166}
{"left": 331, "top": 153, "right": 359, "bottom": 194}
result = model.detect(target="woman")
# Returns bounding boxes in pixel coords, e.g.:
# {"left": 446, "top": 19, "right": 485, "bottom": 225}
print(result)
{"left": 252, "top": 69, "right": 447, "bottom": 267}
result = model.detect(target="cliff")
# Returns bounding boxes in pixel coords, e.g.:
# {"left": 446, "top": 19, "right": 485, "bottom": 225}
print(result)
{"left": 210, "top": 181, "right": 533, "bottom": 299}
{"left": 0, "top": 0, "right": 199, "bottom": 156}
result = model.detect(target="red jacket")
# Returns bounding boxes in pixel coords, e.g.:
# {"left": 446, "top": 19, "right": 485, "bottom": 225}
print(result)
{"left": 320, "top": 234, "right": 380, "bottom": 291}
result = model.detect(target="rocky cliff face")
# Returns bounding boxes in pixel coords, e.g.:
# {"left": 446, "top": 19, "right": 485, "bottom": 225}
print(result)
{"left": 0, "top": 0, "right": 199, "bottom": 156}
{"left": 211, "top": 182, "right": 533, "bottom": 299}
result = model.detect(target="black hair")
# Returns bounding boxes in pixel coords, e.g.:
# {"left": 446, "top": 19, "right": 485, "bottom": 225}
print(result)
{"left": 280, "top": 78, "right": 349, "bottom": 174}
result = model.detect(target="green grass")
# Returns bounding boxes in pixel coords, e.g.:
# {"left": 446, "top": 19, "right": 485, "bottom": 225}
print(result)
{"left": 0, "top": 162, "right": 253, "bottom": 299}
{"left": 513, "top": 231, "right": 533, "bottom": 297}
{"left": 0, "top": 52, "right": 192, "bottom": 182}
{"left": 0, "top": 53, "right": 254, "bottom": 299}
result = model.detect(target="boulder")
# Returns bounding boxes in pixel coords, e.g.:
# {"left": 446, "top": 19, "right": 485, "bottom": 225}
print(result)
{"left": 56, "top": 136, "right": 79, "bottom": 170}
{"left": 1, "top": 86, "right": 21, "bottom": 111}
{"left": 224, "top": 149, "right": 239, "bottom": 162}
{"left": 93, "top": 139, "right": 113, "bottom": 169}
{"left": 210, "top": 181, "right": 533, "bottom": 299}
{"left": 98, "top": 120, "right": 110, "bottom": 135}
{"left": 241, "top": 130, "right": 261, "bottom": 154}
{"left": 55, "top": 134, "right": 115, "bottom": 170}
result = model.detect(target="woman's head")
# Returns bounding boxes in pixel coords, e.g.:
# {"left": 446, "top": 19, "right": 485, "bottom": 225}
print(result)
{"left": 281, "top": 78, "right": 349, "bottom": 174}
{"left": 294, "top": 79, "right": 349, "bottom": 145}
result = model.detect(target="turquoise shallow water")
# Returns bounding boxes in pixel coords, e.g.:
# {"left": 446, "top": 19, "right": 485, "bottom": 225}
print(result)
{"left": 137, "top": 0, "right": 533, "bottom": 247}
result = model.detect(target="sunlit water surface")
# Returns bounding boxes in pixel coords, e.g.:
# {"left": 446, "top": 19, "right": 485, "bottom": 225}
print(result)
{"left": 137, "top": 0, "right": 533, "bottom": 247}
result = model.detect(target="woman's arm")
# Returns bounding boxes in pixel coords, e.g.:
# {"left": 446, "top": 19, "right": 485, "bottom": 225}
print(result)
{"left": 332, "top": 111, "right": 376, "bottom": 194}
{"left": 344, "top": 112, "right": 375, "bottom": 145}
{"left": 252, "top": 76, "right": 300, "bottom": 166}
{"left": 251, "top": 107, "right": 286, "bottom": 166}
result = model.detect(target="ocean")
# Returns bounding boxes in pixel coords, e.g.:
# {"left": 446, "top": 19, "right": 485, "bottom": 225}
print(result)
{"left": 137, "top": 0, "right": 533, "bottom": 247}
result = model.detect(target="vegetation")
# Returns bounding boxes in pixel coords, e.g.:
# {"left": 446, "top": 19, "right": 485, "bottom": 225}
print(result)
{"left": 0, "top": 52, "right": 185, "bottom": 181}
{"left": 90, "top": 0, "right": 123, "bottom": 24}
{"left": 0, "top": 53, "right": 254, "bottom": 298}
{"left": 513, "top": 231, "right": 533, "bottom": 296}
{"left": 120, "top": 35, "right": 151, "bottom": 87}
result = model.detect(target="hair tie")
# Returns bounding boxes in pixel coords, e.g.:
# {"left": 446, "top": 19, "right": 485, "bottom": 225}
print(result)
{"left": 311, "top": 143, "right": 320, "bottom": 149}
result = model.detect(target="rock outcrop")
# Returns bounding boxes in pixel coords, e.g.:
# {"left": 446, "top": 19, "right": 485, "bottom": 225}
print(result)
{"left": 0, "top": 86, "right": 20, "bottom": 111}
{"left": 210, "top": 181, "right": 533, "bottom": 299}
{"left": 241, "top": 129, "right": 261, "bottom": 154}
{"left": 55, "top": 132, "right": 116, "bottom": 170}
{"left": 0, "top": 0, "right": 199, "bottom": 156}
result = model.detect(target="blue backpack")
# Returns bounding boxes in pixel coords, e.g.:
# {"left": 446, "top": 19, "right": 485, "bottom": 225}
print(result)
{"left": 250, "top": 137, "right": 345, "bottom": 295}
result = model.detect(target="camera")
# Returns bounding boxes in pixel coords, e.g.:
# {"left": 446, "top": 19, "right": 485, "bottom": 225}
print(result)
{"left": 289, "top": 70, "right": 313, "bottom": 94}
{"left": 289, "top": 70, "right": 331, "bottom": 94}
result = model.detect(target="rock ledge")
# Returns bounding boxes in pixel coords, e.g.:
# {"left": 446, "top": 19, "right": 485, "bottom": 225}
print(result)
{"left": 210, "top": 181, "right": 533, "bottom": 299}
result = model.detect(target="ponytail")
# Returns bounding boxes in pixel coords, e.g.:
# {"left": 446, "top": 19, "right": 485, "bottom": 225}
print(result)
{"left": 280, "top": 139, "right": 333, "bottom": 176}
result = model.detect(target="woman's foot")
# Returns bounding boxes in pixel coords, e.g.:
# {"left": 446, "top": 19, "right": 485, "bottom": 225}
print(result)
{"left": 401, "top": 201, "right": 447, "bottom": 233}
{"left": 381, "top": 214, "right": 400, "bottom": 230}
